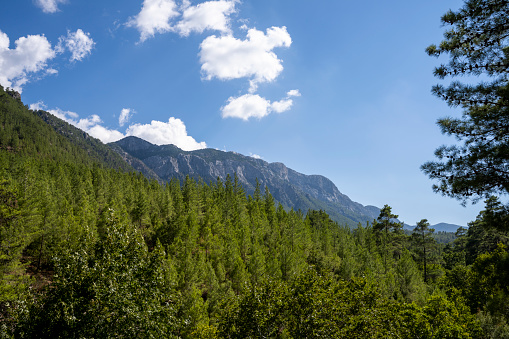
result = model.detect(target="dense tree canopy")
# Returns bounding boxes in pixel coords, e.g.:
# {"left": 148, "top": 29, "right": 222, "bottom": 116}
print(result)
{"left": 0, "top": 21, "right": 509, "bottom": 337}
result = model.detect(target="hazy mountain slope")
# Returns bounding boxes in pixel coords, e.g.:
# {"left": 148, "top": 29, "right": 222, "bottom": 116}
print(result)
{"left": 33, "top": 109, "right": 133, "bottom": 172}
{"left": 111, "top": 136, "right": 381, "bottom": 226}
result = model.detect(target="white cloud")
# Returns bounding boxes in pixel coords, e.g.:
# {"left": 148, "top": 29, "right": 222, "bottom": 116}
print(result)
{"left": 46, "top": 68, "right": 58, "bottom": 75}
{"left": 0, "top": 29, "right": 94, "bottom": 91}
{"left": 199, "top": 26, "right": 292, "bottom": 92}
{"left": 29, "top": 101, "right": 46, "bottom": 111}
{"left": 221, "top": 89, "right": 299, "bottom": 120}
{"left": 221, "top": 94, "right": 270, "bottom": 120}
{"left": 29, "top": 101, "right": 123, "bottom": 143}
{"left": 0, "top": 30, "right": 56, "bottom": 91}
{"left": 35, "top": 0, "right": 67, "bottom": 13}
{"left": 126, "top": 118, "right": 207, "bottom": 150}
{"left": 119, "top": 108, "right": 134, "bottom": 126}
{"left": 127, "top": 0, "right": 179, "bottom": 42}
{"left": 49, "top": 107, "right": 78, "bottom": 120}
{"left": 76, "top": 114, "right": 102, "bottom": 131}
{"left": 249, "top": 153, "right": 262, "bottom": 159}
{"left": 287, "top": 89, "right": 301, "bottom": 97}
{"left": 270, "top": 98, "right": 293, "bottom": 113}
{"left": 57, "top": 29, "right": 95, "bottom": 62}
{"left": 176, "top": 0, "right": 237, "bottom": 36}
{"left": 87, "top": 125, "right": 125, "bottom": 143}
{"left": 31, "top": 101, "right": 206, "bottom": 150}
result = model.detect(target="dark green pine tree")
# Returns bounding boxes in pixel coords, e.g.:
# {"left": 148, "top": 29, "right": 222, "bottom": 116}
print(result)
{"left": 373, "top": 205, "right": 404, "bottom": 273}
{"left": 421, "top": 0, "right": 509, "bottom": 201}
{"left": 411, "top": 219, "right": 437, "bottom": 282}
{"left": 0, "top": 179, "right": 32, "bottom": 304}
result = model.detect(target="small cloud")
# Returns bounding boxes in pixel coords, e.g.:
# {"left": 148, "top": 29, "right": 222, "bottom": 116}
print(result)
{"left": 287, "top": 89, "right": 301, "bottom": 97}
{"left": 30, "top": 102, "right": 79, "bottom": 120}
{"left": 270, "top": 98, "right": 293, "bottom": 113}
{"left": 127, "top": 0, "right": 179, "bottom": 42}
{"left": 126, "top": 118, "right": 207, "bottom": 150}
{"left": 199, "top": 26, "right": 292, "bottom": 92}
{"left": 29, "top": 101, "right": 46, "bottom": 111}
{"left": 221, "top": 94, "right": 271, "bottom": 120}
{"left": 35, "top": 0, "right": 67, "bottom": 14}
{"left": 45, "top": 68, "right": 58, "bottom": 75}
{"left": 119, "top": 108, "right": 134, "bottom": 127}
{"left": 57, "top": 29, "right": 95, "bottom": 62}
{"left": 76, "top": 114, "right": 102, "bottom": 131}
{"left": 249, "top": 153, "right": 262, "bottom": 159}
{"left": 221, "top": 89, "right": 299, "bottom": 120}
{"left": 176, "top": 0, "right": 237, "bottom": 37}
{"left": 87, "top": 125, "right": 125, "bottom": 143}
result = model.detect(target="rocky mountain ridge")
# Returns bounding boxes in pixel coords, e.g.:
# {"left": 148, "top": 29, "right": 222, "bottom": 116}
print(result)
{"left": 111, "top": 136, "right": 383, "bottom": 226}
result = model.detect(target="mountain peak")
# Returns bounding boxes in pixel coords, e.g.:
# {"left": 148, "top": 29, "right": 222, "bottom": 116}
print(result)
{"left": 115, "top": 136, "right": 156, "bottom": 151}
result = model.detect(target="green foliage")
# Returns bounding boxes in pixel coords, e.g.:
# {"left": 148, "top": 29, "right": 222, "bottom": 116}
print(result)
{"left": 373, "top": 205, "right": 405, "bottom": 272}
{"left": 0, "top": 86, "right": 131, "bottom": 171}
{"left": 14, "top": 209, "right": 181, "bottom": 338}
{"left": 411, "top": 219, "right": 439, "bottom": 282}
{"left": 422, "top": 0, "right": 509, "bottom": 201}
{"left": 0, "top": 82, "right": 499, "bottom": 336}
{"left": 0, "top": 179, "right": 32, "bottom": 308}
{"left": 218, "top": 269, "right": 479, "bottom": 338}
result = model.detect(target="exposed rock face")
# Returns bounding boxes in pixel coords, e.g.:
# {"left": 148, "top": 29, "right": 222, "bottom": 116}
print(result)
{"left": 110, "top": 136, "right": 380, "bottom": 226}
{"left": 6, "top": 88, "right": 21, "bottom": 101}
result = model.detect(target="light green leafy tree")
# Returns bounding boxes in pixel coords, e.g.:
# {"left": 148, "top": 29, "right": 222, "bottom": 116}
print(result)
{"left": 15, "top": 209, "right": 181, "bottom": 338}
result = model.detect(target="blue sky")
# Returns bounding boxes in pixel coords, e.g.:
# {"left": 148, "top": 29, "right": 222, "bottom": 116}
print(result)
{"left": 0, "top": 0, "right": 484, "bottom": 226}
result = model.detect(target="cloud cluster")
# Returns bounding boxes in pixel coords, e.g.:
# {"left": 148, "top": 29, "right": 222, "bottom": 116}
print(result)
{"left": 30, "top": 102, "right": 206, "bottom": 151}
{"left": 0, "top": 30, "right": 56, "bottom": 91}
{"left": 200, "top": 26, "right": 292, "bottom": 92}
{"left": 35, "top": 0, "right": 67, "bottom": 13}
{"left": 0, "top": 29, "right": 94, "bottom": 91}
{"left": 128, "top": 0, "right": 237, "bottom": 42}
{"left": 221, "top": 89, "right": 300, "bottom": 121}
{"left": 127, "top": 1, "right": 299, "bottom": 121}
{"left": 57, "top": 29, "right": 95, "bottom": 62}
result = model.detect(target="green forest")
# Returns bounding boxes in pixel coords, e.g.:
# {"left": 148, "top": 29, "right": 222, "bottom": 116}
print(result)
{"left": 0, "top": 0, "right": 509, "bottom": 337}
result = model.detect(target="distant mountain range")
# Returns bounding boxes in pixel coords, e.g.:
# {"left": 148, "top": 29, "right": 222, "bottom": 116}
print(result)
{"left": 109, "top": 136, "right": 464, "bottom": 232}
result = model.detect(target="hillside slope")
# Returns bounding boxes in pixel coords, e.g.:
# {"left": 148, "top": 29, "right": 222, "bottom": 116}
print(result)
{"left": 0, "top": 85, "right": 133, "bottom": 171}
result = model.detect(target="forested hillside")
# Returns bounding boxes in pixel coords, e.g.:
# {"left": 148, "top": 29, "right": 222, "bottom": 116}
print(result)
{"left": 0, "top": 83, "right": 509, "bottom": 337}
{"left": 2, "top": 0, "right": 509, "bottom": 334}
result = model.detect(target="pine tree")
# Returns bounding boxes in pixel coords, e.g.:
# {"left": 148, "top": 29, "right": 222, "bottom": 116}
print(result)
{"left": 373, "top": 205, "right": 404, "bottom": 273}
{"left": 422, "top": 0, "right": 509, "bottom": 201}
{"left": 411, "top": 219, "right": 437, "bottom": 282}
